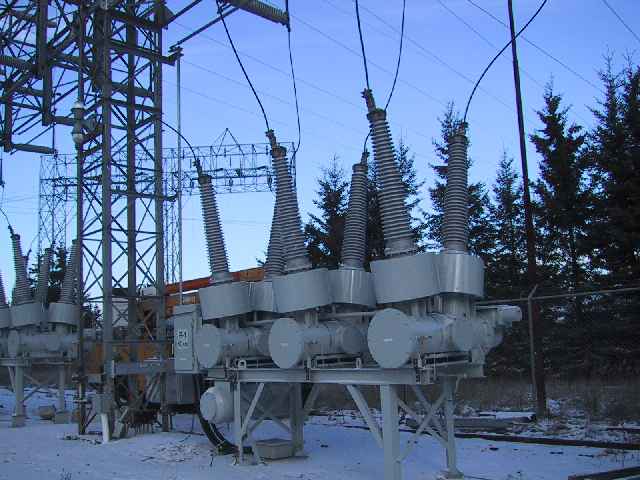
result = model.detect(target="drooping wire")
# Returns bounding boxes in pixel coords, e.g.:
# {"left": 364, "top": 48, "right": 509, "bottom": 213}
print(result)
{"left": 159, "top": 117, "right": 201, "bottom": 167}
{"left": 601, "top": 0, "right": 640, "bottom": 46}
{"left": 285, "top": 0, "right": 301, "bottom": 157}
{"left": 216, "top": 0, "right": 270, "bottom": 132}
{"left": 354, "top": 0, "right": 370, "bottom": 90}
{"left": 384, "top": 0, "right": 406, "bottom": 111}
{"left": 465, "top": 0, "right": 601, "bottom": 93}
{"left": 463, "top": 0, "right": 549, "bottom": 123}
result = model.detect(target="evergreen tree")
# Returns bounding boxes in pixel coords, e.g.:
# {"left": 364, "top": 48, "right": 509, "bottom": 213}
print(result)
{"left": 28, "top": 246, "right": 67, "bottom": 304}
{"left": 304, "top": 157, "right": 349, "bottom": 268}
{"left": 486, "top": 152, "right": 527, "bottom": 299}
{"left": 426, "top": 103, "right": 494, "bottom": 260}
{"left": 580, "top": 59, "right": 640, "bottom": 377}
{"left": 531, "top": 83, "right": 594, "bottom": 375}
{"left": 587, "top": 60, "right": 640, "bottom": 284}
{"left": 530, "top": 84, "right": 590, "bottom": 292}
{"left": 484, "top": 153, "right": 530, "bottom": 376}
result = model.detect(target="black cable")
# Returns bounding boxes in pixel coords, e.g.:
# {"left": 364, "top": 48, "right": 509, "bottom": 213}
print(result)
{"left": 463, "top": 0, "right": 549, "bottom": 122}
{"left": 384, "top": 0, "right": 406, "bottom": 111}
{"left": 158, "top": 117, "right": 201, "bottom": 166}
{"left": 354, "top": 0, "right": 370, "bottom": 90}
{"left": 286, "top": 1, "right": 301, "bottom": 157}
{"left": 466, "top": 0, "right": 602, "bottom": 93}
{"left": 601, "top": 0, "right": 640, "bottom": 45}
{"left": 216, "top": 0, "right": 270, "bottom": 132}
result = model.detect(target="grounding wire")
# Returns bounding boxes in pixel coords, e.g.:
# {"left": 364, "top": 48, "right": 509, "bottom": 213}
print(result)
{"left": 354, "top": 0, "right": 370, "bottom": 90}
{"left": 215, "top": 0, "right": 270, "bottom": 132}
{"left": 601, "top": 0, "right": 640, "bottom": 46}
{"left": 286, "top": 0, "right": 302, "bottom": 157}
{"left": 466, "top": 0, "right": 602, "bottom": 93}
{"left": 384, "top": 0, "right": 406, "bottom": 112}
{"left": 463, "top": 0, "right": 549, "bottom": 123}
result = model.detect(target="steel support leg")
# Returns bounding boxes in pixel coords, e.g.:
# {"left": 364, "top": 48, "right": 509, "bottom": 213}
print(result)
{"left": 11, "top": 366, "right": 25, "bottom": 427}
{"left": 289, "top": 383, "right": 304, "bottom": 453}
{"left": 55, "top": 366, "right": 71, "bottom": 424}
{"left": 233, "top": 382, "right": 244, "bottom": 464}
{"left": 380, "top": 384, "right": 401, "bottom": 480}
{"left": 440, "top": 379, "right": 462, "bottom": 480}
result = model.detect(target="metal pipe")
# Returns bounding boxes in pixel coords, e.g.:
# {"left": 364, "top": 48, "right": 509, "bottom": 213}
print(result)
{"left": 476, "top": 285, "right": 640, "bottom": 305}
{"left": 176, "top": 47, "right": 184, "bottom": 304}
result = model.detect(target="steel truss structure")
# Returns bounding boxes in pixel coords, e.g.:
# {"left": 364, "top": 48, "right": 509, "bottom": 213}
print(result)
{"left": 1, "top": 0, "right": 293, "bottom": 441}
{"left": 37, "top": 137, "right": 295, "bottom": 284}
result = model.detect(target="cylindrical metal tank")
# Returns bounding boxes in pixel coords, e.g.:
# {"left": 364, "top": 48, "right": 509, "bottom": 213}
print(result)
{"left": 268, "top": 318, "right": 367, "bottom": 369}
{"left": 194, "top": 324, "right": 268, "bottom": 368}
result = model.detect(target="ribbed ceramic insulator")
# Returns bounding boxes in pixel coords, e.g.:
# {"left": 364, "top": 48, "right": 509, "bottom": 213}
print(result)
{"left": 341, "top": 152, "right": 369, "bottom": 269}
{"left": 11, "top": 232, "right": 31, "bottom": 304}
{"left": 264, "top": 201, "right": 285, "bottom": 278}
{"left": 198, "top": 174, "right": 231, "bottom": 281}
{"left": 364, "top": 90, "right": 416, "bottom": 256}
{"left": 60, "top": 240, "right": 78, "bottom": 303}
{"left": 443, "top": 128, "right": 469, "bottom": 252}
{"left": 267, "top": 131, "right": 310, "bottom": 272}
{"left": 35, "top": 247, "right": 52, "bottom": 303}
{"left": 0, "top": 270, "right": 8, "bottom": 308}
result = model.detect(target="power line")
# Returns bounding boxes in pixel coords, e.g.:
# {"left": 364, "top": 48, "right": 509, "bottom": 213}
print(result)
{"left": 466, "top": 0, "right": 603, "bottom": 93}
{"left": 354, "top": 0, "right": 371, "bottom": 90}
{"left": 345, "top": 1, "right": 515, "bottom": 112}
{"left": 384, "top": 0, "right": 406, "bottom": 111}
{"left": 216, "top": 0, "right": 271, "bottom": 131}
{"left": 435, "top": 0, "right": 545, "bottom": 90}
{"left": 180, "top": 60, "right": 358, "bottom": 134}
{"left": 171, "top": 21, "right": 432, "bottom": 143}
{"left": 290, "top": 12, "right": 447, "bottom": 108}
{"left": 601, "top": 0, "right": 640, "bottom": 46}
{"left": 286, "top": 1, "right": 302, "bottom": 156}
{"left": 464, "top": 0, "right": 550, "bottom": 122}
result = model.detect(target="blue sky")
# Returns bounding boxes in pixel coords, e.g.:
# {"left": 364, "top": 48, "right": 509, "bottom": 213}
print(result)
{"left": 0, "top": 0, "right": 638, "bottom": 291}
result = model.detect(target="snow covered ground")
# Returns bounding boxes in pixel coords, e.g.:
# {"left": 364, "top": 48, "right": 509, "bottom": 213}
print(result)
{"left": 1, "top": 387, "right": 639, "bottom": 480}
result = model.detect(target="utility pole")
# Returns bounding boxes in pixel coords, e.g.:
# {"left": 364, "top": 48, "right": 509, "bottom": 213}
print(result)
{"left": 507, "top": 0, "right": 547, "bottom": 417}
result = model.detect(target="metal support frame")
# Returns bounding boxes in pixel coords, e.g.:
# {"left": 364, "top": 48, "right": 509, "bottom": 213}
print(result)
{"left": 2, "top": 359, "right": 73, "bottom": 428}
{"left": 204, "top": 365, "right": 473, "bottom": 480}
{"left": 10, "top": 364, "right": 25, "bottom": 427}
{"left": 2, "top": 0, "right": 291, "bottom": 441}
